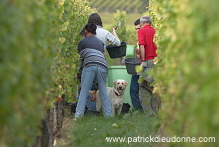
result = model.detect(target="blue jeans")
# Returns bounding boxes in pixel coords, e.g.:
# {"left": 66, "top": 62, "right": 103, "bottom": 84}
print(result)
{"left": 86, "top": 77, "right": 98, "bottom": 111}
{"left": 86, "top": 95, "right": 96, "bottom": 111}
{"left": 75, "top": 66, "right": 112, "bottom": 118}
{"left": 77, "top": 83, "right": 96, "bottom": 111}
{"left": 130, "top": 75, "right": 142, "bottom": 110}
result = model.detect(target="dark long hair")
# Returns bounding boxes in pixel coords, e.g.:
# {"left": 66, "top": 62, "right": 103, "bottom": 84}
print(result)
{"left": 88, "top": 13, "right": 103, "bottom": 27}
{"left": 84, "top": 23, "right": 97, "bottom": 35}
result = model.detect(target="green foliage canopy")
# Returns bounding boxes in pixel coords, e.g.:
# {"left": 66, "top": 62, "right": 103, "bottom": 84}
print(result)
{"left": 0, "top": 0, "right": 94, "bottom": 146}
{"left": 148, "top": 0, "right": 219, "bottom": 146}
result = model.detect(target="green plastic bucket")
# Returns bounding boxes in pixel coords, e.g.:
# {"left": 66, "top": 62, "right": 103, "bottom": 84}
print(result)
{"left": 107, "top": 66, "right": 132, "bottom": 106}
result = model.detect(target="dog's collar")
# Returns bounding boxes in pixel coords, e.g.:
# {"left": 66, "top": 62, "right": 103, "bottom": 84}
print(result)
{"left": 114, "top": 89, "right": 123, "bottom": 96}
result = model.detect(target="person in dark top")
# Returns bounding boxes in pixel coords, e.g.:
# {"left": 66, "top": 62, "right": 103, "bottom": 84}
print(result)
{"left": 78, "top": 35, "right": 104, "bottom": 53}
{"left": 75, "top": 23, "right": 112, "bottom": 118}
{"left": 130, "top": 19, "right": 143, "bottom": 110}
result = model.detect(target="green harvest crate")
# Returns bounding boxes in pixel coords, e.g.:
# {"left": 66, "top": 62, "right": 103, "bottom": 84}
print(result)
{"left": 107, "top": 66, "right": 132, "bottom": 107}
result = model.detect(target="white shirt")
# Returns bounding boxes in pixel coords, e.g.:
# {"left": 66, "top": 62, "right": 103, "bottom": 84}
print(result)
{"left": 96, "top": 25, "right": 121, "bottom": 51}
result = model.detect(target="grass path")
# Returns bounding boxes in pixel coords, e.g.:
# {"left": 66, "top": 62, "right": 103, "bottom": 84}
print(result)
{"left": 55, "top": 108, "right": 162, "bottom": 147}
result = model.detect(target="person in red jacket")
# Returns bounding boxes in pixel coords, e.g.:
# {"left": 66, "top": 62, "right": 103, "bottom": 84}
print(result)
{"left": 137, "top": 16, "right": 157, "bottom": 116}
{"left": 138, "top": 16, "right": 157, "bottom": 63}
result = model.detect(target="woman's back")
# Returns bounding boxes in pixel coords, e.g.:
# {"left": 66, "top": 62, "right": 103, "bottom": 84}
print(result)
{"left": 78, "top": 35, "right": 104, "bottom": 53}
{"left": 96, "top": 26, "right": 121, "bottom": 47}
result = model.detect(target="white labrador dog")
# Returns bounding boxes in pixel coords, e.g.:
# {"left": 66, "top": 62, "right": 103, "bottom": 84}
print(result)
{"left": 95, "top": 79, "right": 128, "bottom": 116}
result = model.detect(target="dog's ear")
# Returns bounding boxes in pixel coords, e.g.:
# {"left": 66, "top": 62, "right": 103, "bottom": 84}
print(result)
{"left": 113, "top": 80, "right": 117, "bottom": 88}
{"left": 124, "top": 81, "right": 128, "bottom": 86}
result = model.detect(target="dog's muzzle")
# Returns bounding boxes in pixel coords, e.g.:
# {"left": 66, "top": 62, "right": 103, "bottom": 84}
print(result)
{"left": 117, "top": 86, "right": 124, "bottom": 93}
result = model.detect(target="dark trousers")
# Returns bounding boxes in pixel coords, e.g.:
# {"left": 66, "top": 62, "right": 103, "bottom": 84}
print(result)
{"left": 130, "top": 75, "right": 142, "bottom": 110}
{"left": 139, "top": 59, "right": 155, "bottom": 115}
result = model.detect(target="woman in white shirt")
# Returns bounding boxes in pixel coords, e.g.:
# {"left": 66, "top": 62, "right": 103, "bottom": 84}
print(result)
{"left": 88, "top": 13, "right": 121, "bottom": 50}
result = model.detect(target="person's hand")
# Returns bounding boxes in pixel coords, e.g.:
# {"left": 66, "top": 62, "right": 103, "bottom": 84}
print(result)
{"left": 112, "top": 27, "right": 119, "bottom": 39}
{"left": 112, "top": 27, "right": 117, "bottom": 33}
{"left": 134, "top": 48, "right": 140, "bottom": 58}
{"left": 134, "top": 48, "right": 139, "bottom": 54}
{"left": 141, "top": 61, "right": 148, "bottom": 68}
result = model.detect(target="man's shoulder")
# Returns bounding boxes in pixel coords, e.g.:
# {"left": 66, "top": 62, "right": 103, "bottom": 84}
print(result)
{"left": 146, "top": 26, "right": 156, "bottom": 31}
{"left": 92, "top": 36, "right": 103, "bottom": 42}
{"left": 138, "top": 28, "right": 145, "bottom": 34}
{"left": 78, "top": 39, "right": 85, "bottom": 45}
{"left": 80, "top": 37, "right": 87, "bottom": 42}
{"left": 84, "top": 36, "right": 97, "bottom": 42}
{"left": 89, "top": 36, "right": 104, "bottom": 47}
{"left": 96, "top": 37, "right": 104, "bottom": 47}
{"left": 139, "top": 26, "right": 155, "bottom": 33}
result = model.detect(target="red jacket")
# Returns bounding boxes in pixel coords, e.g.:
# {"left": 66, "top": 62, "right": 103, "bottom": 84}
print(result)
{"left": 138, "top": 25, "right": 157, "bottom": 62}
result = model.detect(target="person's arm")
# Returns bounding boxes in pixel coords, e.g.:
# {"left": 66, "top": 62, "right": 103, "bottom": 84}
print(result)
{"left": 139, "top": 45, "right": 145, "bottom": 61}
{"left": 112, "top": 27, "right": 119, "bottom": 39}
{"left": 138, "top": 30, "right": 145, "bottom": 61}
{"left": 106, "top": 29, "right": 121, "bottom": 46}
